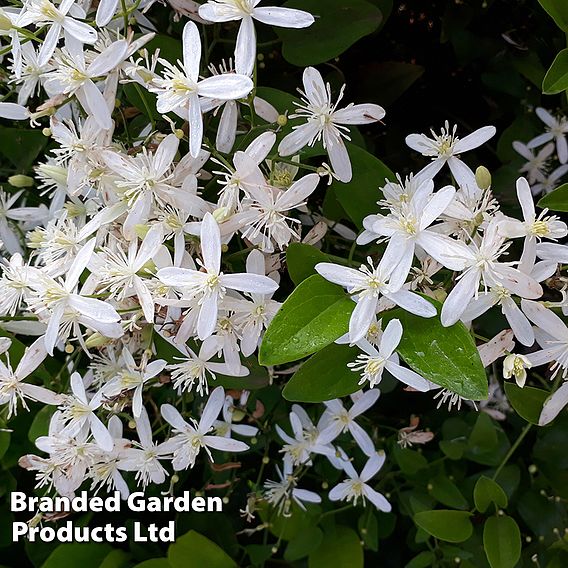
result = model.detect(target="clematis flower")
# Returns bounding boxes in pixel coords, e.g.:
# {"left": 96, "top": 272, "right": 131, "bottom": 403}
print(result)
{"left": 157, "top": 212, "right": 279, "bottom": 340}
{"left": 278, "top": 67, "right": 385, "bottom": 182}
{"left": 0, "top": 336, "right": 62, "bottom": 418}
{"left": 198, "top": 0, "right": 314, "bottom": 76}
{"left": 329, "top": 451, "right": 392, "bottom": 512}
{"left": 150, "top": 21, "right": 253, "bottom": 157}
{"left": 512, "top": 141, "right": 554, "bottom": 185}
{"left": 528, "top": 108, "right": 568, "bottom": 164}
{"left": 160, "top": 386, "right": 249, "bottom": 470}
{"left": 348, "top": 319, "right": 432, "bottom": 391}
{"left": 406, "top": 121, "right": 496, "bottom": 186}
{"left": 315, "top": 257, "right": 436, "bottom": 344}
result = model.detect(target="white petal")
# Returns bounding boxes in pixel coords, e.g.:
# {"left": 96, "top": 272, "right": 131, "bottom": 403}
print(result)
{"left": 221, "top": 273, "right": 279, "bottom": 294}
{"left": 203, "top": 435, "right": 249, "bottom": 452}
{"left": 89, "top": 414, "right": 114, "bottom": 451}
{"left": 453, "top": 126, "right": 496, "bottom": 153}
{"left": 386, "top": 289, "right": 437, "bottom": 318}
{"left": 200, "top": 212, "right": 222, "bottom": 273}
{"left": 182, "top": 21, "right": 201, "bottom": 81}
{"left": 235, "top": 16, "right": 256, "bottom": 77}
{"left": 502, "top": 299, "right": 534, "bottom": 347}
{"left": 161, "top": 403, "right": 188, "bottom": 431}
{"left": 385, "top": 361, "right": 431, "bottom": 392}
{"left": 88, "top": 40, "right": 128, "bottom": 77}
{"left": 539, "top": 382, "right": 568, "bottom": 425}
{"left": 333, "top": 103, "right": 385, "bottom": 125}
{"left": 441, "top": 269, "right": 480, "bottom": 326}
{"left": 252, "top": 6, "right": 314, "bottom": 28}
{"left": 200, "top": 387, "right": 226, "bottom": 432}
{"left": 349, "top": 294, "right": 377, "bottom": 343}
{"left": 364, "top": 486, "right": 392, "bottom": 512}
{"left": 216, "top": 101, "right": 238, "bottom": 153}
{"left": 521, "top": 300, "right": 568, "bottom": 341}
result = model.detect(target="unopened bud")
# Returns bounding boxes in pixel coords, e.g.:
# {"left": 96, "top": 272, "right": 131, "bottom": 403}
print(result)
{"left": 42, "top": 127, "right": 52, "bottom": 137}
{"left": 276, "top": 114, "right": 287, "bottom": 126}
{"left": 231, "top": 409, "right": 246, "bottom": 422}
{"left": 0, "top": 10, "right": 12, "bottom": 31}
{"left": 431, "top": 288, "right": 447, "bottom": 303}
{"left": 213, "top": 207, "right": 230, "bottom": 223}
{"left": 8, "top": 174, "right": 34, "bottom": 188}
{"left": 475, "top": 166, "right": 492, "bottom": 190}
{"left": 174, "top": 128, "right": 184, "bottom": 139}
{"left": 85, "top": 332, "right": 112, "bottom": 348}
{"left": 134, "top": 224, "right": 150, "bottom": 239}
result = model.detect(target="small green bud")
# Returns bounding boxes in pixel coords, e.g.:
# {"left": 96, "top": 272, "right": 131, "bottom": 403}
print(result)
{"left": 276, "top": 114, "right": 288, "bottom": 126}
{"left": 475, "top": 165, "right": 492, "bottom": 190}
{"left": 8, "top": 174, "right": 34, "bottom": 188}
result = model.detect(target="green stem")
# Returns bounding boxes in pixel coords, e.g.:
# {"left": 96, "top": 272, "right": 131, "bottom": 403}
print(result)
{"left": 492, "top": 423, "right": 532, "bottom": 481}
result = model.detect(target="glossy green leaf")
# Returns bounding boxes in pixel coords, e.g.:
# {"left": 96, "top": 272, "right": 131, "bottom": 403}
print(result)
{"left": 286, "top": 243, "right": 331, "bottom": 285}
{"left": 406, "top": 551, "right": 436, "bottom": 568}
{"left": 168, "top": 531, "right": 236, "bottom": 568}
{"left": 259, "top": 275, "right": 354, "bottom": 366}
{"left": 0, "top": 127, "right": 47, "bottom": 171}
{"left": 413, "top": 510, "right": 473, "bottom": 543}
{"left": 543, "top": 48, "right": 568, "bottom": 94}
{"left": 133, "top": 560, "right": 171, "bottom": 568}
{"left": 41, "top": 543, "right": 113, "bottom": 568}
{"left": 537, "top": 183, "right": 568, "bottom": 212}
{"left": 278, "top": 0, "right": 382, "bottom": 66}
{"left": 483, "top": 516, "right": 521, "bottom": 568}
{"left": 394, "top": 447, "right": 428, "bottom": 475}
{"left": 473, "top": 476, "right": 508, "bottom": 513}
{"left": 282, "top": 343, "right": 360, "bottom": 402}
{"left": 308, "top": 526, "right": 364, "bottom": 568}
{"left": 504, "top": 383, "right": 549, "bottom": 424}
{"left": 28, "top": 406, "right": 57, "bottom": 443}
{"left": 538, "top": 0, "right": 568, "bottom": 31}
{"left": 392, "top": 306, "right": 488, "bottom": 400}
{"left": 430, "top": 475, "right": 469, "bottom": 510}
{"left": 331, "top": 143, "right": 395, "bottom": 228}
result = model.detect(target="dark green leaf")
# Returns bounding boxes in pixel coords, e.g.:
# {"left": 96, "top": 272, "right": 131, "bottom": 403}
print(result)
{"left": 168, "top": 531, "right": 236, "bottom": 568}
{"left": 134, "top": 560, "right": 171, "bottom": 568}
{"left": 430, "top": 475, "right": 469, "bottom": 510}
{"left": 543, "top": 48, "right": 568, "bottom": 94}
{"left": 41, "top": 543, "right": 113, "bottom": 568}
{"left": 504, "top": 383, "right": 549, "bottom": 424}
{"left": 414, "top": 510, "right": 473, "bottom": 543}
{"left": 282, "top": 343, "right": 360, "bottom": 402}
{"left": 538, "top": 0, "right": 568, "bottom": 31}
{"left": 483, "top": 516, "right": 521, "bottom": 568}
{"left": 405, "top": 551, "right": 435, "bottom": 568}
{"left": 284, "top": 526, "right": 324, "bottom": 561}
{"left": 393, "top": 447, "right": 428, "bottom": 475}
{"left": 28, "top": 406, "right": 57, "bottom": 443}
{"left": 537, "top": 183, "right": 568, "bottom": 212}
{"left": 308, "top": 526, "right": 363, "bottom": 568}
{"left": 259, "top": 275, "right": 354, "bottom": 366}
{"left": 0, "top": 127, "right": 47, "bottom": 171}
{"left": 473, "top": 476, "right": 508, "bottom": 513}
{"left": 278, "top": 0, "right": 382, "bottom": 66}
{"left": 286, "top": 243, "right": 331, "bottom": 285}
{"left": 100, "top": 550, "right": 132, "bottom": 568}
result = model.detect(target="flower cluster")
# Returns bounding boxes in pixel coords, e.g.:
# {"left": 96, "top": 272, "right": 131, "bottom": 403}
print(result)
{"left": 0, "top": 0, "right": 566, "bottom": 535}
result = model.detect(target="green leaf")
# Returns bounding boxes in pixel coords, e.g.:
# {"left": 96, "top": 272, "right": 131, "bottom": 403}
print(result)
{"left": 278, "top": 0, "right": 382, "bottom": 66}
{"left": 413, "top": 510, "right": 473, "bottom": 543}
{"left": 504, "top": 383, "right": 549, "bottom": 424}
{"left": 41, "top": 543, "right": 113, "bottom": 568}
{"left": 0, "top": 431, "right": 10, "bottom": 461}
{"left": 123, "top": 84, "right": 161, "bottom": 121}
{"left": 483, "top": 516, "right": 521, "bottom": 568}
{"left": 473, "top": 476, "right": 508, "bottom": 513}
{"left": 393, "top": 447, "right": 428, "bottom": 475}
{"left": 28, "top": 406, "right": 57, "bottom": 443}
{"left": 258, "top": 502, "right": 319, "bottom": 541}
{"left": 134, "top": 560, "right": 171, "bottom": 568}
{"left": 543, "top": 48, "right": 568, "bottom": 94}
{"left": 537, "top": 183, "right": 568, "bottom": 212}
{"left": 430, "top": 475, "right": 469, "bottom": 510}
{"left": 405, "top": 551, "right": 436, "bottom": 568}
{"left": 331, "top": 143, "right": 395, "bottom": 228}
{"left": 286, "top": 243, "right": 331, "bottom": 285}
{"left": 358, "top": 511, "right": 379, "bottom": 551}
{"left": 538, "top": 0, "right": 568, "bottom": 31}
{"left": 168, "top": 531, "right": 236, "bottom": 568}
{"left": 392, "top": 305, "right": 488, "bottom": 400}
{"left": 308, "top": 526, "right": 364, "bottom": 568}
{"left": 282, "top": 343, "right": 360, "bottom": 402}
{"left": 259, "top": 275, "right": 354, "bottom": 366}
{"left": 284, "top": 526, "right": 324, "bottom": 562}
{"left": 0, "top": 127, "right": 47, "bottom": 171}
{"left": 100, "top": 550, "right": 132, "bottom": 568}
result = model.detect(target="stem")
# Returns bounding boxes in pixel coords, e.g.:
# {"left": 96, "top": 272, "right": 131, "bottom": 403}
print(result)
{"left": 492, "top": 423, "right": 532, "bottom": 481}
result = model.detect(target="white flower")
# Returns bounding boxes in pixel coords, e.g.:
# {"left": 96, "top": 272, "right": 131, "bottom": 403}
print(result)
{"left": 539, "top": 381, "right": 568, "bottom": 426}
{"left": 160, "top": 386, "right": 249, "bottom": 470}
{"left": 214, "top": 394, "right": 258, "bottom": 438}
{"left": 528, "top": 108, "right": 568, "bottom": 164}
{"left": 315, "top": 257, "right": 436, "bottom": 344}
{"left": 347, "top": 319, "right": 432, "bottom": 391}
{"left": 263, "top": 460, "right": 321, "bottom": 517}
{"left": 19, "top": 0, "right": 98, "bottom": 66}
{"left": 0, "top": 336, "right": 61, "bottom": 418}
{"left": 95, "top": 224, "right": 164, "bottom": 323}
{"left": 503, "top": 354, "right": 532, "bottom": 388}
{"left": 531, "top": 164, "right": 568, "bottom": 195}
{"left": 358, "top": 182, "right": 459, "bottom": 288}
{"left": 198, "top": 0, "right": 314, "bottom": 76}
{"left": 406, "top": 121, "right": 496, "bottom": 186}
{"left": 512, "top": 141, "right": 554, "bottom": 185}
{"left": 440, "top": 221, "right": 543, "bottom": 327}
{"left": 278, "top": 67, "right": 385, "bottom": 182}
{"left": 44, "top": 40, "right": 129, "bottom": 130}
{"left": 328, "top": 451, "right": 391, "bottom": 512}
{"left": 117, "top": 407, "right": 170, "bottom": 488}
{"left": 319, "top": 389, "right": 380, "bottom": 456}
{"left": 27, "top": 238, "right": 123, "bottom": 355}
{"left": 157, "top": 212, "right": 279, "bottom": 339}
{"left": 150, "top": 21, "right": 253, "bottom": 157}
{"left": 168, "top": 336, "right": 249, "bottom": 396}
{"left": 59, "top": 372, "right": 114, "bottom": 451}
{"left": 521, "top": 300, "right": 568, "bottom": 380}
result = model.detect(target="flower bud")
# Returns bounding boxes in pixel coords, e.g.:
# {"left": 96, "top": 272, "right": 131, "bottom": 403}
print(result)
{"left": 475, "top": 166, "right": 491, "bottom": 190}
{"left": 431, "top": 288, "right": 447, "bottom": 303}
{"left": 134, "top": 224, "right": 150, "bottom": 239}
{"left": 213, "top": 207, "right": 230, "bottom": 223}
{"left": 503, "top": 353, "right": 532, "bottom": 388}
{"left": 42, "top": 127, "right": 52, "bottom": 137}
{"left": 174, "top": 128, "right": 184, "bottom": 139}
{"left": 0, "top": 10, "right": 12, "bottom": 31}
{"left": 276, "top": 114, "right": 288, "bottom": 126}
{"left": 85, "top": 332, "right": 113, "bottom": 348}
{"left": 8, "top": 174, "right": 34, "bottom": 188}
